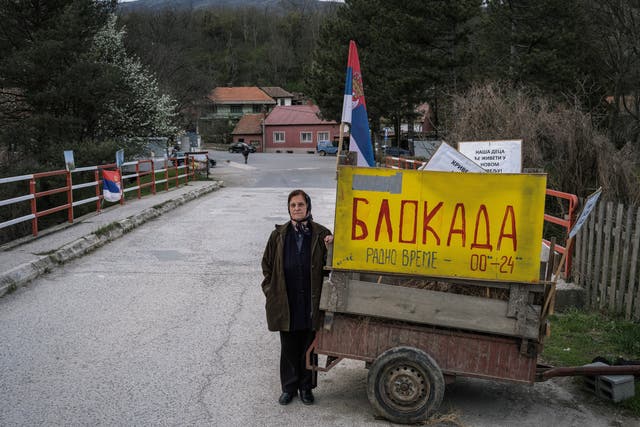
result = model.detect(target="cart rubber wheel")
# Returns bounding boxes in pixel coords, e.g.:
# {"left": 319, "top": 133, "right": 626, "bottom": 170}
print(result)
{"left": 367, "top": 346, "right": 445, "bottom": 424}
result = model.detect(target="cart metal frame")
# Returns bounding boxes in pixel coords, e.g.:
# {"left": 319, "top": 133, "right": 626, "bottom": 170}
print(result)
{"left": 307, "top": 270, "right": 640, "bottom": 424}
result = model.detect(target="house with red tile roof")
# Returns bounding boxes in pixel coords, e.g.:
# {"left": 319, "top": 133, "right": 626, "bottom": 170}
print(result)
{"left": 260, "top": 87, "right": 293, "bottom": 106}
{"left": 231, "top": 113, "right": 264, "bottom": 152}
{"left": 203, "top": 86, "right": 276, "bottom": 120}
{"left": 263, "top": 104, "right": 339, "bottom": 153}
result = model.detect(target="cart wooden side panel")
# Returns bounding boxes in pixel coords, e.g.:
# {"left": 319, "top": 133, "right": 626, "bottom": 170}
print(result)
{"left": 321, "top": 271, "right": 546, "bottom": 341}
{"left": 316, "top": 313, "right": 537, "bottom": 384}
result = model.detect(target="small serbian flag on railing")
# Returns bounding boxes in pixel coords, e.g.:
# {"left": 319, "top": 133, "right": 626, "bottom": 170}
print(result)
{"left": 102, "top": 169, "right": 122, "bottom": 202}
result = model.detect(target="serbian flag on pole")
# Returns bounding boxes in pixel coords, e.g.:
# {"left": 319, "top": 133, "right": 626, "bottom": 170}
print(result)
{"left": 102, "top": 169, "right": 122, "bottom": 202}
{"left": 341, "top": 40, "right": 375, "bottom": 167}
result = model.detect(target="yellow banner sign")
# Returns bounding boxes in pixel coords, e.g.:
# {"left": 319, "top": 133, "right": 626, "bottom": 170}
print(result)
{"left": 333, "top": 167, "right": 547, "bottom": 283}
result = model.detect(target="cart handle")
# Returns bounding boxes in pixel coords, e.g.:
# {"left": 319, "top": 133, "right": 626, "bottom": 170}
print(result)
{"left": 537, "top": 364, "right": 640, "bottom": 381}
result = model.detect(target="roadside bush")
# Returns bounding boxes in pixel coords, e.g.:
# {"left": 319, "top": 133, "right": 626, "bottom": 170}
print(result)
{"left": 448, "top": 82, "right": 640, "bottom": 204}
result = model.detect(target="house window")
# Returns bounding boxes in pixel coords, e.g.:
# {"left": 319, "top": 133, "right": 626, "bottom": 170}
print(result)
{"left": 300, "top": 132, "right": 313, "bottom": 144}
{"left": 252, "top": 105, "right": 262, "bottom": 113}
{"left": 230, "top": 104, "right": 243, "bottom": 114}
{"left": 317, "top": 131, "right": 329, "bottom": 142}
{"left": 274, "top": 131, "right": 285, "bottom": 143}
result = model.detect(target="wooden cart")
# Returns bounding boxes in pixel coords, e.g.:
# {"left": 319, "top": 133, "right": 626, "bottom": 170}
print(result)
{"left": 314, "top": 167, "right": 638, "bottom": 423}
{"left": 307, "top": 270, "right": 639, "bottom": 424}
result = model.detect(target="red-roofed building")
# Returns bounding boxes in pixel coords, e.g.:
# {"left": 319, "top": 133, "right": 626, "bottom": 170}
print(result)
{"left": 263, "top": 105, "right": 339, "bottom": 153}
{"left": 231, "top": 113, "right": 264, "bottom": 152}
{"left": 260, "top": 86, "right": 293, "bottom": 106}
{"left": 204, "top": 86, "right": 276, "bottom": 120}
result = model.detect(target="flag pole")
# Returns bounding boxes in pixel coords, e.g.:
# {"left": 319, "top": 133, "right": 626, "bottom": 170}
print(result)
{"left": 335, "top": 122, "right": 346, "bottom": 179}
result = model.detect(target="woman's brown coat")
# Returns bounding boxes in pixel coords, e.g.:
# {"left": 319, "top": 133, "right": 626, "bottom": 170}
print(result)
{"left": 261, "top": 221, "right": 331, "bottom": 331}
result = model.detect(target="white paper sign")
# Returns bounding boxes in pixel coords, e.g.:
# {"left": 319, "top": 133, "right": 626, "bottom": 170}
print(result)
{"left": 569, "top": 188, "right": 602, "bottom": 239}
{"left": 458, "top": 140, "right": 522, "bottom": 173}
{"left": 115, "top": 149, "right": 125, "bottom": 168}
{"left": 63, "top": 150, "right": 75, "bottom": 171}
{"left": 419, "top": 141, "right": 485, "bottom": 173}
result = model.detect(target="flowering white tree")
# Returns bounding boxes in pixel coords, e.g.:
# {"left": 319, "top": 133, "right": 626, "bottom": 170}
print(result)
{"left": 90, "top": 14, "right": 178, "bottom": 139}
{"left": 0, "top": 1, "right": 181, "bottom": 172}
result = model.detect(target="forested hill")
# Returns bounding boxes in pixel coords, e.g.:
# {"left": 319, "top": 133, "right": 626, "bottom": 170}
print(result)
{"left": 118, "top": 0, "right": 333, "bottom": 13}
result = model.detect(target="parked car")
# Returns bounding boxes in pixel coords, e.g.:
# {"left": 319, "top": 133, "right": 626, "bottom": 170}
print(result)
{"left": 382, "top": 146, "right": 412, "bottom": 157}
{"left": 229, "top": 142, "right": 256, "bottom": 153}
{"left": 317, "top": 140, "right": 339, "bottom": 156}
{"left": 170, "top": 150, "right": 185, "bottom": 166}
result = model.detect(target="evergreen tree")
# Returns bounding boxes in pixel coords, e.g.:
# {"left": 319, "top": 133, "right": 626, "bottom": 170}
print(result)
{"left": 305, "top": 0, "right": 480, "bottom": 144}
{"left": 0, "top": 0, "right": 114, "bottom": 169}
{"left": 469, "top": 0, "right": 640, "bottom": 149}
{"left": 0, "top": 0, "right": 176, "bottom": 172}
{"left": 473, "top": 1, "right": 598, "bottom": 97}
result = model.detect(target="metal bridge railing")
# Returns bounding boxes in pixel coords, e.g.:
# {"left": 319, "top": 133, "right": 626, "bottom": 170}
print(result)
{"left": 0, "top": 152, "right": 209, "bottom": 239}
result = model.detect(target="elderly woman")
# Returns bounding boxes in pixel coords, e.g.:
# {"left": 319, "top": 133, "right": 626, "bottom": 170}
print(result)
{"left": 261, "top": 189, "right": 333, "bottom": 406}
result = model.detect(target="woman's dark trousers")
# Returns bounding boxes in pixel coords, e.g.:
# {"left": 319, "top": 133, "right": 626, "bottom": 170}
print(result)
{"left": 279, "top": 330, "right": 317, "bottom": 393}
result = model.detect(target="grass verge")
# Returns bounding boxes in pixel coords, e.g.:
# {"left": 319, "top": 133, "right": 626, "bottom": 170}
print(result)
{"left": 542, "top": 308, "right": 640, "bottom": 416}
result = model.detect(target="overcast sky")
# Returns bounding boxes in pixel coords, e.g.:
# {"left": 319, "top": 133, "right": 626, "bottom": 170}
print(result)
{"left": 118, "top": 0, "right": 344, "bottom": 2}
{"left": 115, "top": 0, "right": 347, "bottom": 6}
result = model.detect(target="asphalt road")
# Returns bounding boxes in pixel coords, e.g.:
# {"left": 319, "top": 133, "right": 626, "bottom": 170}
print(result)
{"left": 0, "top": 151, "right": 637, "bottom": 426}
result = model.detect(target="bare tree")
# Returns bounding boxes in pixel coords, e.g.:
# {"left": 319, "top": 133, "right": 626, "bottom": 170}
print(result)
{"left": 449, "top": 82, "right": 640, "bottom": 204}
{"left": 590, "top": 0, "right": 640, "bottom": 147}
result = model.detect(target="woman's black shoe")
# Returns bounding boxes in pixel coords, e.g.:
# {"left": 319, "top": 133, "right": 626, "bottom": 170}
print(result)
{"left": 278, "top": 392, "right": 294, "bottom": 405}
{"left": 299, "top": 389, "right": 314, "bottom": 405}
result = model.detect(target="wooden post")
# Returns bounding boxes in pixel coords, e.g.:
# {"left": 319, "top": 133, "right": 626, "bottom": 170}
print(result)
{"left": 599, "top": 202, "right": 614, "bottom": 309}
{"left": 609, "top": 203, "right": 623, "bottom": 312}
{"left": 618, "top": 205, "right": 633, "bottom": 315}
{"left": 549, "top": 237, "right": 573, "bottom": 315}
{"left": 541, "top": 239, "right": 557, "bottom": 319}
{"left": 628, "top": 207, "right": 640, "bottom": 319}
{"left": 592, "top": 201, "right": 605, "bottom": 307}
{"left": 553, "top": 237, "right": 571, "bottom": 280}
{"left": 578, "top": 212, "right": 588, "bottom": 288}
{"left": 574, "top": 223, "right": 583, "bottom": 286}
{"left": 586, "top": 204, "right": 597, "bottom": 307}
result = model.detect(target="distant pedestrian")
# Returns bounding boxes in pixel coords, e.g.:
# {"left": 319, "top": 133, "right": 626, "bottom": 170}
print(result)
{"left": 242, "top": 144, "right": 250, "bottom": 164}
